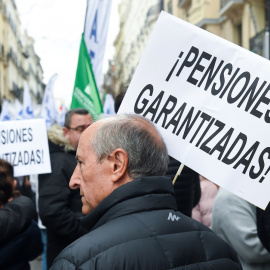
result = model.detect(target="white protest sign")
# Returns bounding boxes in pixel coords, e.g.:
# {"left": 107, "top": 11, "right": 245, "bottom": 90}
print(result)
{"left": 0, "top": 118, "right": 51, "bottom": 177}
{"left": 118, "top": 11, "right": 270, "bottom": 209}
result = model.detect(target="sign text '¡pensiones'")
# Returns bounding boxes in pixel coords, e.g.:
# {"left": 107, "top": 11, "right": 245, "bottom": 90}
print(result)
{"left": 165, "top": 45, "right": 270, "bottom": 124}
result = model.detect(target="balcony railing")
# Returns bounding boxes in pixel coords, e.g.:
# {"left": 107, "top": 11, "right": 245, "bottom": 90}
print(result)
{"left": 178, "top": 0, "right": 191, "bottom": 8}
{"left": 220, "top": 0, "right": 244, "bottom": 16}
{"left": 10, "top": 83, "right": 22, "bottom": 99}
{"left": 220, "top": 0, "right": 244, "bottom": 9}
{"left": 250, "top": 29, "right": 266, "bottom": 57}
{"left": 178, "top": 0, "right": 184, "bottom": 6}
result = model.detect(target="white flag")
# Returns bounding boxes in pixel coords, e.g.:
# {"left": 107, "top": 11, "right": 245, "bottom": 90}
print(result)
{"left": 103, "top": 93, "right": 115, "bottom": 115}
{"left": 40, "top": 74, "right": 58, "bottom": 129}
{"left": 0, "top": 99, "right": 11, "bottom": 121}
{"left": 22, "top": 81, "right": 34, "bottom": 119}
{"left": 84, "top": 0, "right": 112, "bottom": 90}
{"left": 57, "top": 103, "right": 66, "bottom": 127}
{"left": 15, "top": 98, "right": 23, "bottom": 120}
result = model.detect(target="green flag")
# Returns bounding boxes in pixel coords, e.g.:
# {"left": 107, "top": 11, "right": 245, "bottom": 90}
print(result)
{"left": 70, "top": 33, "right": 103, "bottom": 118}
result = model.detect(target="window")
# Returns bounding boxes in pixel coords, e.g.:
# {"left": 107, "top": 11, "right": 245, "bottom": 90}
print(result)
{"left": 168, "top": 0, "right": 173, "bottom": 14}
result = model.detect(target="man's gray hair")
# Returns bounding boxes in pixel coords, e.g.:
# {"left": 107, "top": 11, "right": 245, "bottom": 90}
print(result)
{"left": 90, "top": 114, "right": 169, "bottom": 179}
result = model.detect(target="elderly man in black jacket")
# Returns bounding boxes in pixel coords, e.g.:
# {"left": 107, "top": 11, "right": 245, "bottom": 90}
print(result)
{"left": 51, "top": 113, "right": 242, "bottom": 270}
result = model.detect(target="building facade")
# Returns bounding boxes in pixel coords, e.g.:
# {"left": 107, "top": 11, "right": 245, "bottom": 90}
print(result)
{"left": 0, "top": 0, "right": 43, "bottom": 110}
{"left": 113, "top": 0, "right": 163, "bottom": 95}
{"left": 109, "top": 0, "right": 267, "bottom": 96}
{"left": 163, "top": 0, "right": 265, "bottom": 53}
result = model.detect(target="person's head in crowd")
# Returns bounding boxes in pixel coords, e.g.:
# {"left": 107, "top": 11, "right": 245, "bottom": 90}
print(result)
{"left": 70, "top": 113, "right": 168, "bottom": 214}
{"left": 0, "top": 159, "right": 19, "bottom": 208}
{"left": 63, "top": 108, "right": 93, "bottom": 149}
{"left": 114, "top": 88, "right": 127, "bottom": 113}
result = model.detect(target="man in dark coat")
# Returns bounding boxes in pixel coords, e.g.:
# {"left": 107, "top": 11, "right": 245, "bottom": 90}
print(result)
{"left": 38, "top": 108, "right": 93, "bottom": 267}
{"left": 51, "top": 113, "right": 242, "bottom": 270}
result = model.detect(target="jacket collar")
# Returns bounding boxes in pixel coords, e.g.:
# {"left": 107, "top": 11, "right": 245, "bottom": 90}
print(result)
{"left": 47, "top": 124, "right": 76, "bottom": 153}
{"left": 79, "top": 176, "right": 177, "bottom": 232}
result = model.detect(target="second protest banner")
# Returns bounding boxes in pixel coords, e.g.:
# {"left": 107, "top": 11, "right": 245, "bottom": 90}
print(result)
{"left": 118, "top": 11, "right": 270, "bottom": 209}
{"left": 0, "top": 118, "right": 51, "bottom": 177}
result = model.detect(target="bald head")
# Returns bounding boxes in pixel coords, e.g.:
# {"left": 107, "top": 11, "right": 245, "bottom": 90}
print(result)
{"left": 133, "top": 116, "right": 165, "bottom": 148}
{"left": 88, "top": 114, "right": 169, "bottom": 179}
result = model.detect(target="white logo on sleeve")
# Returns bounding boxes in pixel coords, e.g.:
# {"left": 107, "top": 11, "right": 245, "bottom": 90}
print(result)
{"left": 167, "top": 212, "right": 181, "bottom": 221}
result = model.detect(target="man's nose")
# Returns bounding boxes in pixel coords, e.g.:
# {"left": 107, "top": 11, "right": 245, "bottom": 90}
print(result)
{"left": 69, "top": 165, "right": 81, "bottom": 189}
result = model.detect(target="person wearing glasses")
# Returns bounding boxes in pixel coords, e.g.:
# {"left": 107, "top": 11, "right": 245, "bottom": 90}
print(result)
{"left": 38, "top": 108, "right": 93, "bottom": 268}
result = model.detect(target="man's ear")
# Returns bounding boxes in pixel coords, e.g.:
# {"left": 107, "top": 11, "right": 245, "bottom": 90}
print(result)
{"left": 108, "top": 148, "right": 129, "bottom": 183}
{"left": 63, "top": 126, "right": 69, "bottom": 138}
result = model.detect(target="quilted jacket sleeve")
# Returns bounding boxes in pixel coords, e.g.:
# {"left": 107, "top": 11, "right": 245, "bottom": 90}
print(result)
{"left": 212, "top": 189, "right": 270, "bottom": 264}
{"left": 0, "top": 196, "right": 35, "bottom": 244}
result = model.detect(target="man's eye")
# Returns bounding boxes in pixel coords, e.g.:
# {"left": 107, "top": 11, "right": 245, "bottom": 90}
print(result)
{"left": 76, "top": 127, "right": 84, "bottom": 132}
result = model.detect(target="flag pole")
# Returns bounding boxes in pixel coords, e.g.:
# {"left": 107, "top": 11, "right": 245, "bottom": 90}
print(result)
{"left": 83, "top": 0, "right": 89, "bottom": 33}
{"left": 172, "top": 163, "right": 185, "bottom": 185}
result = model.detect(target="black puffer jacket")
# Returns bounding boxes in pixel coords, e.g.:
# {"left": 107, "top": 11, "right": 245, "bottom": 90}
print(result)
{"left": 0, "top": 196, "right": 43, "bottom": 269}
{"left": 51, "top": 176, "right": 242, "bottom": 270}
{"left": 0, "top": 221, "right": 43, "bottom": 270}
{"left": 167, "top": 156, "right": 201, "bottom": 216}
{"left": 0, "top": 196, "right": 35, "bottom": 244}
{"left": 39, "top": 125, "right": 87, "bottom": 267}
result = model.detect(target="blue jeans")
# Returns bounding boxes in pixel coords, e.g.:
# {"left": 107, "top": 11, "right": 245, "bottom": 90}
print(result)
{"left": 41, "top": 229, "right": 47, "bottom": 270}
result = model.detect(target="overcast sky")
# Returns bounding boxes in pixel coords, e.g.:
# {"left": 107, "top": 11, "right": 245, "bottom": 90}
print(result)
{"left": 15, "top": 0, "right": 120, "bottom": 108}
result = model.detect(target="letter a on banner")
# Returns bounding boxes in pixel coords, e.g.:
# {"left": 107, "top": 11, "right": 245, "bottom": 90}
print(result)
{"left": 84, "top": 0, "right": 112, "bottom": 90}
